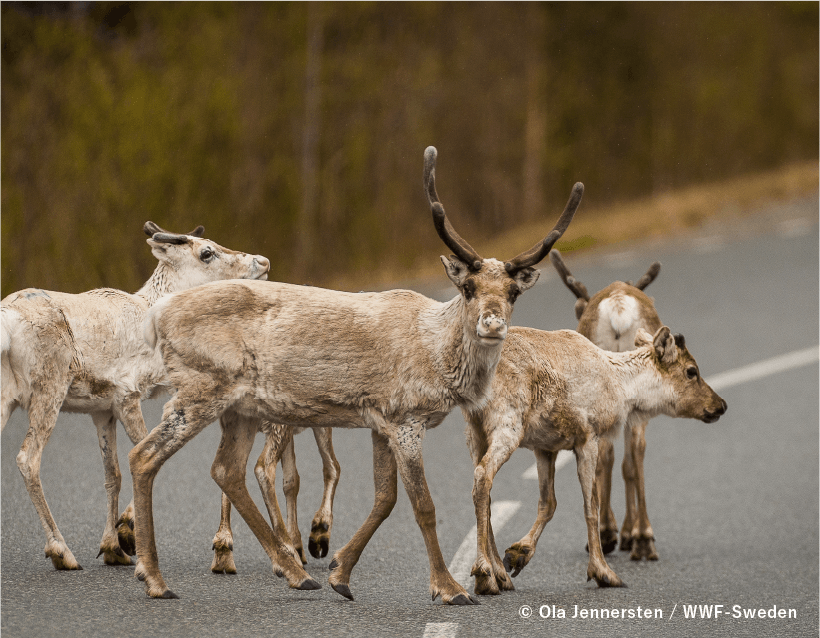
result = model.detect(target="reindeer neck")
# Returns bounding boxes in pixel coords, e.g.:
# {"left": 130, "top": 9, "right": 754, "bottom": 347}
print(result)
{"left": 420, "top": 295, "right": 504, "bottom": 410}
{"left": 608, "top": 347, "right": 671, "bottom": 419}
{"left": 135, "top": 262, "right": 179, "bottom": 306}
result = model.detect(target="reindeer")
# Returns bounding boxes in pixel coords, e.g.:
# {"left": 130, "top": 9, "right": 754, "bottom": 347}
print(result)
{"left": 128, "top": 146, "right": 583, "bottom": 604}
{"left": 548, "top": 249, "right": 667, "bottom": 560}
{"left": 464, "top": 326, "right": 727, "bottom": 594}
{"left": 0, "top": 223, "right": 270, "bottom": 570}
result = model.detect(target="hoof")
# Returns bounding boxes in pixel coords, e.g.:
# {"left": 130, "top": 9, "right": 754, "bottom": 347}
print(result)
{"left": 619, "top": 535, "right": 633, "bottom": 551}
{"left": 594, "top": 573, "right": 627, "bottom": 588}
{"left": 98, "top": 546, "right": 134, "bottom": 566}
{"left": 630, "top": 536, "right": 658, "bottom": 561}
{"left": 601, "top": 530, "right": 618, "bottom": 555}
{"left": 449, "top": 593, "right": 479, "bottom": 605}
{"left": 331, "top": 582, "right": 354, "bottom": 601}
{"left": 503, "top": 547, "right": 529, "bottom": 578}
{"left": 156, "top": 589, "right": 179, "bottom": 599}
{"left": 309, "top": 522, "right": 330, "bottom": 559}
{"left": 117, "top": 518, "right": 137, "bottom": 556}
{"left": 296, "top": 578, "right": 321, "bottom": 591}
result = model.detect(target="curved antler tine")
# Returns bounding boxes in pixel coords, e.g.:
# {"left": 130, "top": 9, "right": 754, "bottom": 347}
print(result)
{"left": 505, "top": 182, "right": 584, "bottom": 274}
{"left": 549, "top": 250, "right": 589, "bottom": 300}
{"left": 424, "top": 146, "right": 483, "bottom": 271}
{"left": 150, "top": 232, "right": 191, "bottom": 245}
{"left": 634, "top": 262, "right": 661, "bottom": 290}
{"left": 187, "top": 225, "right": 205, "bottom": 237}
{"left": 144, "top": 221, "right": 168, "bottom": 237}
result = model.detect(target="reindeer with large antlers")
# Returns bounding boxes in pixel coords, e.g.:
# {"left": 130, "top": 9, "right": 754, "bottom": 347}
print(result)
{"left": 129, "top": 146, "right": 583, "bottom": 603}
{"left": 1, "top": 223, "right": 270, "bottom": 570}
{"left": 545, "top": 250, "right": 670, "bottom": 560}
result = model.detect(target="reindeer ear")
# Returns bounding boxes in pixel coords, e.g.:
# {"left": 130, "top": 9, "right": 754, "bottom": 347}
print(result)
{"left": 574, "top": 298, "right": 588, "bottom": 320}
{"left": 441, "top": 255, "right": 470, "bottom": 287}
{"left": 653, "top": 326, "right": 678, "bottom": 364}
{"left": 513, "top": 266, "right": 540, "bottom": 292}
{"left": 634, "top": 328, "right": 653, "bottom": 348}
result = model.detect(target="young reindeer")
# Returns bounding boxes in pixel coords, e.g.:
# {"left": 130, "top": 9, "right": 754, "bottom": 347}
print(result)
{"left": 465, "top": 326, "right": 727, "bottom": 595}
{"left": 0, "top": 223, "right": 270, "bottom": 570}
{"left": 129, "top": 146, "right": 583, "bottom": 604}
{"left": 549, "top": 249, "right": 666, "bottom": 560}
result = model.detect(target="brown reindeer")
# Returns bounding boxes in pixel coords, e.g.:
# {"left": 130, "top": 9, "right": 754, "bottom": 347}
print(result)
{"left": 1, "top": 223, "right": 270, "bottom": 570}
{"left": 465, "top": 325, "right": 727, "bottom": 594}
{"left": 549, "top": 249, "right": 667, "bottom": 560}
{"left": 128, "top": 146, "right": 583, "bottom": 604}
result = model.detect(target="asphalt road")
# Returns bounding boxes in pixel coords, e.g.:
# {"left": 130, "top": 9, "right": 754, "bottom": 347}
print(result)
{"left": 2, "top": 195, "right": 818, "bottom": 637}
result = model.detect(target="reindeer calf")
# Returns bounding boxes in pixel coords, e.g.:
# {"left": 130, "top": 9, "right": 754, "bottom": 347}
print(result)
{"left": 464, "top": 326, "right": 726, "bottom": 594}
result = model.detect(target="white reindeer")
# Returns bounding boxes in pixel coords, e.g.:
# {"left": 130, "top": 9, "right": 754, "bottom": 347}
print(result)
{"left": 1, "top": 222, "right": 269, "bottom": 570}
{"left": 128, "top": 146, "right": 583, "bottom": 604}
{"left": 548, "top": 249, "right": 666, "bottom": 559}
{"left": 465, "top": 326, "right": 726, "bottom": 595}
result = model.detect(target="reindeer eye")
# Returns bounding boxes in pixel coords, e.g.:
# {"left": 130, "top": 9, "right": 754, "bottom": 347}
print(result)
{"left": 686, "top": 367, "right": 698, "bottom": 380}
{"left": 200, "top": 248, "right": 215, "bottom": 263}
{"left": 462, "top": 279, "right": 476, "bottom": 302}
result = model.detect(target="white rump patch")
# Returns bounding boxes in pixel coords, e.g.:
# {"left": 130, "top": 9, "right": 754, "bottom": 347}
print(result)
{"left": 596, "top": 294, "right": 641, "bottom": 351}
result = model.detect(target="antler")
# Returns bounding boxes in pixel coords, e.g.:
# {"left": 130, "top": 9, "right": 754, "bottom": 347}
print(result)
{"left": 424, "top": 147, "right": 483, "bottom": 271}
{"left": 505, "top": 182, "right": 584, "bottom": 274}
{"left": 143, "top": 221, "right": 205, "bottom": 241}
{"left": 548, "top": 250, "right": 589, "bottom": 300}
{"left": 633, "top": 262, "right": 661, "bottom": 291}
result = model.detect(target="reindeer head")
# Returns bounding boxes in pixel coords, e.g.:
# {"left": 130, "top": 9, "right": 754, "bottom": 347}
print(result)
{"left": 143, "top": 222, "right": 270, "bottom": 289}
{"left": 424, "top": 147, "right": 582, "bottom": 345}
{"left": 636, "top": 327, "right": 727, "bottom": 424}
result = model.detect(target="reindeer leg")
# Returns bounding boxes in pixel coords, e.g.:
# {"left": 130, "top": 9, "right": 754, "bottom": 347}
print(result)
{"left": 92, "top": 411, "right": 131, "bottom": 566}
{"left": 468, "top": 422, "right": 518, "bottom": 596}
{"left": 576, "top": 438, "right": 625, "bottom": 588}
{"left": 308, "top": 427, "right": 339, "bottom": 560}
{"left": 629, "top": 419, "right": 658, "bottom": 561}
{"left": 254, "top": 423, "right": 302, "bottom": 566}
{"left": 18, "top": 386, "right": 83, "bottom": 570}
{"left": 279, "top": 428, "right": 306, "bottom": 563}
{"left": 620, "top": 424, "right": 638, "bottom": 551}
{"left": 504, "top": 448, "right": 556, "bottom": 577}
{"left": 391, "top": 422, "right": 477, "bottom": 605}
{"left": 114, "top": 393, "right": 147, "bottom": 556}
{"left": 210, "top": 493, "right": 237, "bottom": 574}
{"left": 211, "top": 412, "right": 318, "bottom": 591}
{"left": 329, "top": 430, "right": 396, "bottom": 601}
{"left": 596, "top": 437, "right": 619, "bottom": 554}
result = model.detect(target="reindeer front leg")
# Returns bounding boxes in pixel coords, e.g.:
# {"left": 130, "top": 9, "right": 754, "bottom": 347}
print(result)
{"left": 576, "top": 437, "right": 625, "bottom": 588}
{"left": 115, "top": 392, "right": 149, "bottom": 556}
{"left": 595, "top": 437, "right": 619, "bottom": 554}
{"left": 392, "top": 422, "right": 477, "bottom": 605}
{"left": 504, "top": 448, "right": 556, "bottom": 577}
{"left": 628, "top": 419, "right": 658, "bottom": 560}
{"left": 210, "top": 493, "right": 237, "bottom": 574}
{"left": 468, "top": 422, "right": 519, "bottom": 596}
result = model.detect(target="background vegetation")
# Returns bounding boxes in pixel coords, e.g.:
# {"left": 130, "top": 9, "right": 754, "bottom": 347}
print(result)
{"left": 2, "top": 2, "right": 818, "bottom": 297}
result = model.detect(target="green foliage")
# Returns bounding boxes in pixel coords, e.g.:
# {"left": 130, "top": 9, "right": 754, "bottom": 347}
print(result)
{"left": 2, "top": 2, "right": 817, "bottom": 297}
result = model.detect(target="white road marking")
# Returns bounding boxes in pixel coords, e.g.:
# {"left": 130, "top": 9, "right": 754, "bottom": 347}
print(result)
{"left": 522, "top": 345, "right": 819, "bottom": 479}
{"left": 447, "top": 500, "right": 521, "bottom": 588}
{"left": 704, "top": 345, "right": 818, "bottom": 391}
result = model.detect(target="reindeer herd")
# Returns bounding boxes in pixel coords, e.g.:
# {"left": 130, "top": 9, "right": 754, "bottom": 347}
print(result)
{"left": 1, "top": 147, "right": 726, "bottom": 605}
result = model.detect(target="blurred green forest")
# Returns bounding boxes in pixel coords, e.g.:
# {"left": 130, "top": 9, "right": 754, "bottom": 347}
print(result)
{"left": 2, "top": 2, "right": 818, "bottom": 297}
